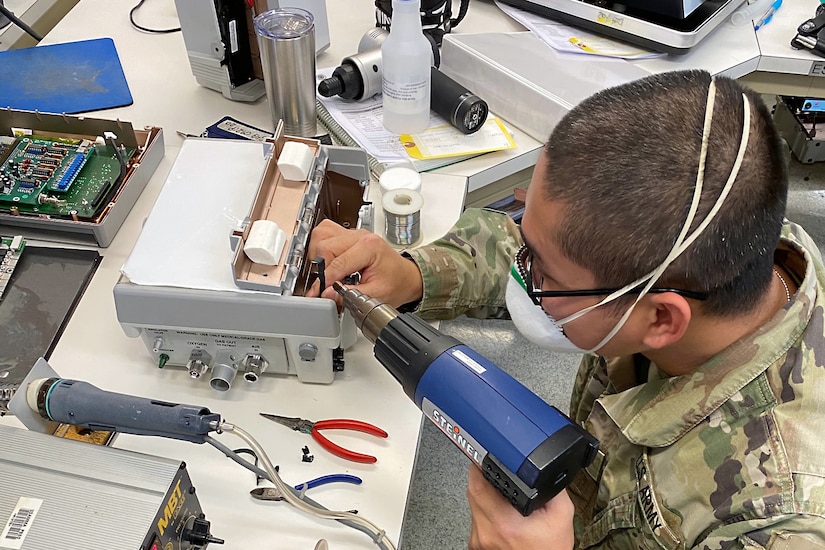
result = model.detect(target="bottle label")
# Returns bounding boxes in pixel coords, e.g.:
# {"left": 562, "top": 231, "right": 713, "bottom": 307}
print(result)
{"left": 383, "top": 78, "right": 429, "bottom": 113}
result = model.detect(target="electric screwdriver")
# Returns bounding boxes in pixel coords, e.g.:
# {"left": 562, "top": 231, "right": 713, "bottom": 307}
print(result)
{"left": 333, "top": 282, "right": 599, "bottom": 516}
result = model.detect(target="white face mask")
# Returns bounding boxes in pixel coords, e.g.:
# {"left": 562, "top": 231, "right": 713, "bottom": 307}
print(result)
{"left": 506, "top": 80, "right": 752, "bottom": 355}
{"left": 506, "top": 275, "right": 588, "bottom": 353}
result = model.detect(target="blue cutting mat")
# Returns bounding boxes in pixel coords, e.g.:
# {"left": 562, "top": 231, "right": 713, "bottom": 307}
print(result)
{"left": 0, "top": 37, "right": 133, "bottom": 114}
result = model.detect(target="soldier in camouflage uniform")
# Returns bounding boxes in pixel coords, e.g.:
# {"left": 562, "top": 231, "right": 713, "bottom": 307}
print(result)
{"left": 308, "top": 70, "right": 825, "bottom": 549}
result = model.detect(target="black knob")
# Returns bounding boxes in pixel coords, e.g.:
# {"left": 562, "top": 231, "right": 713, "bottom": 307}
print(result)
{"left": 318, "top": 75, "right": 344, "bottom": 97}
{"left": 183, "top": 516, "right": 224, "bottom": 548}
{"left": 317, "top": 62, "right": 366, "bottom": 100}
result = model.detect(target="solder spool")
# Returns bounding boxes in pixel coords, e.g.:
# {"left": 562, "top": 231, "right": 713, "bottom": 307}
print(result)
{"left": 382, "top": 188, "right": 423, "bottom": 248}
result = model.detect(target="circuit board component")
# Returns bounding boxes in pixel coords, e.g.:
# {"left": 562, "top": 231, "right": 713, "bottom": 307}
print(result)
{"left": 0, "top": 134, "right": 133, "bottom": 220}
{"left": 0, "top": 234, "right": 24, "bottom": 302}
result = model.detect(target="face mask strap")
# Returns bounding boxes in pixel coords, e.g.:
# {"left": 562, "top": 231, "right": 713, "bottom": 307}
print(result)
{"left": 555, "top": 80, "right": 719, "bottom": 327}
{"left": 556, "top": 82, "right": 752, "bottom": 354}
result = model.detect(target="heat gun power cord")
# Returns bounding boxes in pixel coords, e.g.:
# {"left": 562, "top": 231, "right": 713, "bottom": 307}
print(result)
{"left": 205, "top": 423, "right": 397, "bottom": 550}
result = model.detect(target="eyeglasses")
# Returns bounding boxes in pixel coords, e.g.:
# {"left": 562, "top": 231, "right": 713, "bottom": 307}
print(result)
{"left": 513, "top": 244, "right": 709, "bottom": 306}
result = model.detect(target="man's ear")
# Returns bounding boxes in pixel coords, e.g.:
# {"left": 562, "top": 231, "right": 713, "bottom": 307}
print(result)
{"left": 639, "top": 293, "right": 692, "bottom": 350}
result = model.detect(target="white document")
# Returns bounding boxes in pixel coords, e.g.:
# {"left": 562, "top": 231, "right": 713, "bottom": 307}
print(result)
{"left": 403, "top": 118, "right": 515, "bottom": 160}
{"left": 121, "top": 139, "right": 267, "bottom": 292}
{"left": 316, "top": 68, "right": 456, "bottom": 164}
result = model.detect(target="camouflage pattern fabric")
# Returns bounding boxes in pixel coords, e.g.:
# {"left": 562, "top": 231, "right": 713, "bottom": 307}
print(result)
{"left": 411, "top": 209, "right": 825, "bottom": 548}
{"left": 406, "top": 208, "right": 522, "bottom": 320}
{"left": 567, "top": 220, "right": 825, "bottom": 549}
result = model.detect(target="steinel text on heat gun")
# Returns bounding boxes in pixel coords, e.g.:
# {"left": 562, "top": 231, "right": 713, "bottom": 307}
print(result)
{"left": 333, "top": 281, "right": 599, "bottom": 516}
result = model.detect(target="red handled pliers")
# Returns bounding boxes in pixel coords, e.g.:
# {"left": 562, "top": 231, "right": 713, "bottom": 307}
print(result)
{"left": 260, "top": 413, "right": 388, "bottom": 464}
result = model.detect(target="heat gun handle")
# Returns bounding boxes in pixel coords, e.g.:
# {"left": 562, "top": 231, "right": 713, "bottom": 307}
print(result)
{"left": 34, "top": 379, "right": 220, "bottom": 443}
{"left": 372, "top": 313, "right": 599, "bottom": 515}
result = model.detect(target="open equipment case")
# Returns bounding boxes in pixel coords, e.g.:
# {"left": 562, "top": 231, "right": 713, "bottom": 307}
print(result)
{"left": 0, "top": 109, "right": 164, "bottom": 247}
{"left": 114, "top": 122, "right": 373, "bottom": 391}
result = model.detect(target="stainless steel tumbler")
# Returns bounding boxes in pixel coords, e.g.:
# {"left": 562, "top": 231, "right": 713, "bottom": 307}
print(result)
{"left": 254, "top": 8, "right": 317, "bottom": 137}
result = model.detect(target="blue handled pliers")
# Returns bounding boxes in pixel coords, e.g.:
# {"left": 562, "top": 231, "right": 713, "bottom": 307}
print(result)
{"left": 249, "top": 474, "right": 363, "bottom": 502}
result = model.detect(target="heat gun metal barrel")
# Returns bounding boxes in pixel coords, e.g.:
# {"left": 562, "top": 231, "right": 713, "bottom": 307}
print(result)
{"left": 333, "top": 282, "right": 599, "bottom": 515}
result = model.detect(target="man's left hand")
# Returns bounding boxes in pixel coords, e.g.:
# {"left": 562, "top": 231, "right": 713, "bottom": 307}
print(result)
{"left": 467, "top": 466, "right": 575, "bottom": 550}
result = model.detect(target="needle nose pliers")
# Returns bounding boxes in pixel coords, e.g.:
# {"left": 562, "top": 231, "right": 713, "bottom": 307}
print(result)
{"left": 260, "top": 413, "right": 388, "bottom": 464}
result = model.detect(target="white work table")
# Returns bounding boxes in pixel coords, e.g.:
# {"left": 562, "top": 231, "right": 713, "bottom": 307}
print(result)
{"left": 0, "top": 2, "right": 487, "bottom": 549}
{"left": 3, "top": 1, "right": 825, "bottom": 549}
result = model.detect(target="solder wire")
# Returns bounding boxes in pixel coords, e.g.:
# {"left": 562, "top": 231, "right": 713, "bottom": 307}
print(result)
{"left": 383, "top": 189, "right": 423, "bottom": 247}
{"left": 207, "top": 424, "right": 396, "bottom": 550}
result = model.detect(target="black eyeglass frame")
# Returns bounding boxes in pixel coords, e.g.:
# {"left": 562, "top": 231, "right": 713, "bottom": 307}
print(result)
{"left": 514, "top": 245, "right": 709, "bottom": 306}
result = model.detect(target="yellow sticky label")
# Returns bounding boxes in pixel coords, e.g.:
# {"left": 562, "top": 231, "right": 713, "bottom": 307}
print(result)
{"left": 400, "top": 117, "right": 516, "bottom": 160}
{"left": 596, "top": 11, "right": 624, "bottom": 27}
{"left": 570, "top": 37, "right": 596, "bottom": 53}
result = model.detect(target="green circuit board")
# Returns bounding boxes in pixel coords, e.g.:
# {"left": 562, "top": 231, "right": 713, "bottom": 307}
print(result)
{"left": 0, "top": 135, "right": 135, "bottom": 219}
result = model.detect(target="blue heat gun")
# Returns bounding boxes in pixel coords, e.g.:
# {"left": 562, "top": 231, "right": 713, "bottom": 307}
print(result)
{"left": 334, "top": 282, "right": 599, "bottom": 516}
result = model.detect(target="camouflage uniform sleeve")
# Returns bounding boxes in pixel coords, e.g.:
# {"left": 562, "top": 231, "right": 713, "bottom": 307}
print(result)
{"left": 404, "top": 208, "right": 522, "bottom": 320}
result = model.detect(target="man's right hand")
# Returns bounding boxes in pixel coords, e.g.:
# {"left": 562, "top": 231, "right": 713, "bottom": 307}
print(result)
{"left": 307, "top": 219, "right": 424, "bottom": 309}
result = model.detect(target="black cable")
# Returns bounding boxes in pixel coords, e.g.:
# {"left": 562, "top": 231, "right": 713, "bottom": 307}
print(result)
{"left": 129, "top": 0, "right": 181, "bottom": 34}
{"left": 232, "top": 447, "right": 266, "bottom": 484}
{"left": 0, "top": 4, "right": 43, "bottom": 41}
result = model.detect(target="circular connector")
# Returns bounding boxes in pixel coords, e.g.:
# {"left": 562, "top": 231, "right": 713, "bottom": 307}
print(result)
{"left": 242, "top": 354, "right": 269, "bottom": 383}
{"left": 209, "top": 362, "right": 238, "bottom": 392}
{"left": 188, "top": 360, "right": 209, "bottom": 379}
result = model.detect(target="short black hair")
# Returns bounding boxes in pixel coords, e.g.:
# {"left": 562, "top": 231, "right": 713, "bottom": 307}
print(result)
{"left": 542, "top": 70, "right": 788, "bottom": 317}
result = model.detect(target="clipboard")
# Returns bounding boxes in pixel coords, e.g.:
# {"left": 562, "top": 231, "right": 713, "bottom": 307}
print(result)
{"left": 0, "top": 37, "right": 133, "bottom": 114}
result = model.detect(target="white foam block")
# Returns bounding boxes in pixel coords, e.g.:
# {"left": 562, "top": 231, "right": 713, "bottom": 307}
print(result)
{"left": 243, "top": 219, "right": 286, "bottom": 266}
{"left": 277, "top": 141, "right": 314, "bottom": 181}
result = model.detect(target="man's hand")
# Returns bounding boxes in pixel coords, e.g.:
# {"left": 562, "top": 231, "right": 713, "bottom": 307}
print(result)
{"left": 467, "top": 467, "right": 575, "bottom": 550}
{"left": 307, "top": 220, "right": 424, "bottom": 308}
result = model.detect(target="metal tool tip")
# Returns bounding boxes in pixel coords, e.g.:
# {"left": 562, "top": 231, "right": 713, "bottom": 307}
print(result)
{"left": 332, "top": 281, "right": 347, "bottom": 295}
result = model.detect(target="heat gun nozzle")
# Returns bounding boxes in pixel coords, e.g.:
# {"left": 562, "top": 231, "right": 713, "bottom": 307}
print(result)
{"left": 333, "top": 282, "right": 398, "bottom": 343}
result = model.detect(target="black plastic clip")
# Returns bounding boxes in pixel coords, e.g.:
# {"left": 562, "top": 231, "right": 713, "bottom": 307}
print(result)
{"left": 310, "top": 257, "right": 326, "bottom": 293}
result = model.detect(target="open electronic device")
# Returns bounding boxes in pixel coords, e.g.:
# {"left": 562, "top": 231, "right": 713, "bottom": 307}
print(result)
{"left": 497, "top": 0, "right": 747, "bottom": 54}
{"left": 114, "top": 122, "right": 372, "bottom": 391}
{"left": 0, "top": 109, "right": 163, "bottom": 246}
